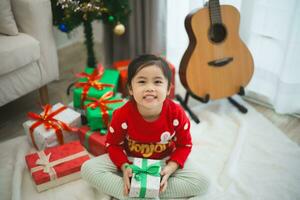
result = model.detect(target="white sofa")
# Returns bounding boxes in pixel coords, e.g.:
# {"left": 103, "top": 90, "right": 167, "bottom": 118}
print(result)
{"left": 0, "top": 0, "right": 59, "bottom": 106}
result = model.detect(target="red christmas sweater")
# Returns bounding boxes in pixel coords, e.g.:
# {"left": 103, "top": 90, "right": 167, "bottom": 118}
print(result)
{"left": 106, "top": 99, "right": 192, "bottom": 169}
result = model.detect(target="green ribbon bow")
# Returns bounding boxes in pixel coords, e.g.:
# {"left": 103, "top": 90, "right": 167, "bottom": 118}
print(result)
{"left": 127, "top": 159, "right": 161, "bottom": 198}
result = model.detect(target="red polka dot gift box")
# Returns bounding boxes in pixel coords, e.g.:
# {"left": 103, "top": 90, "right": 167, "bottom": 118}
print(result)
{"left": 77, "top": 125, "right": 107, "bottom": 156}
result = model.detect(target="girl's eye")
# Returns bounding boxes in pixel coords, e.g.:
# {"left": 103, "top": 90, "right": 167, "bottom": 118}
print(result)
{"left": 138, "top": 80, "right": 146, "bottom": 84}
{"left": 155, "top": 80, "right": 163, "bottom": 84}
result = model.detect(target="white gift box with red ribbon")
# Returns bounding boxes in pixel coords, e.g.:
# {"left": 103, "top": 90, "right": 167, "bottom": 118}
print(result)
{"left": 23, "top": 103, "right": 81, "bottom": 150}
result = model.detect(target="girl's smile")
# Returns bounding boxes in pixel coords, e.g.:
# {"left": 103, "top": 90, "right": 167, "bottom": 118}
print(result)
{"left": 143, "top": 94, "right": 157, "bottom": 100}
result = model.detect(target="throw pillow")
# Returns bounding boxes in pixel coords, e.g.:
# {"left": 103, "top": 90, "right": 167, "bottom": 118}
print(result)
{"left": 0, "top": 0, "right": 18, "bottom": 35}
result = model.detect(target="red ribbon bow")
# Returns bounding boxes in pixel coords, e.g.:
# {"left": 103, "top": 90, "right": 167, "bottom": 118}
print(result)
{"left": 84, "top": 91, "right": 124, "bottom": 127}
{"left": 75, "top": 65, "right": 115, "bottom": 107}
{"left": 27, "top": 104, "right": 77, "bottom": 150}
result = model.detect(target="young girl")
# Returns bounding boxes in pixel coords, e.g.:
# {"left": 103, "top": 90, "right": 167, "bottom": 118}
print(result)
{"left": 81, "top": 54, "right": 209, "bottom": 199}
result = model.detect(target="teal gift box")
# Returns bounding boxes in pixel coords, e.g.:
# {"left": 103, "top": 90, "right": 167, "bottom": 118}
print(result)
{"left": 128, "top": 158, "right": 161, "bottom": 198}
{"left": 73, "top": 65, "right": 120, "bottom": 109}
{"left": 84, "top": 92, "right": 125, "bottom": 131}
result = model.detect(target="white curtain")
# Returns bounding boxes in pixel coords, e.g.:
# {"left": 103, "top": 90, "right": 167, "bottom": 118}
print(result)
{"left": 239, "top": 0, "right": 300, "bottom": 114}
{"left": 166, "top": 0, "right": 300, "bottom": 115}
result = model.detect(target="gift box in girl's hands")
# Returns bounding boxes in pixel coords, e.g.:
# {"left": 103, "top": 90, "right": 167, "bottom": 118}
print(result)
{"left": 78, "top": 125, "right": 107, "bottom": 156}
{"left": 25, "top": 141, "right": 90, "bottom": 192}
{"left": 84, "top": 91, "right": 125, "bottom": 131}
{"left": 23, "top": 103, "right": 81, "bottom": 150}
{"left": 73, "top": 64, "right": 120, "bottom": 109}
{"left": 128, "top": 158, "right": 161, "bottom": 198}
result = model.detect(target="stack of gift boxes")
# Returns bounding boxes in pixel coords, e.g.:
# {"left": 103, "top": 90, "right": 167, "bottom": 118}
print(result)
{"left": 22, "top": 60, "right": 175, "bottom": 197}
{"left": 72, "top": 64, "right": 125, "bottom": 156}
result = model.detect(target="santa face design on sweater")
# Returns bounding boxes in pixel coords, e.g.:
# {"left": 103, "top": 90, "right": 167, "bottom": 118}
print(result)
{"left": 160, "top": 131, "right": 176, "bottom": 144}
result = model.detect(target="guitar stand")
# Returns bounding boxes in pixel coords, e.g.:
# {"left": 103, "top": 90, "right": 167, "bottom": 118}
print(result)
{"left": 175, "top": 92, "right": 209, "bottom": 124}
{"left": 227, "top": 86, "right": 248, "bottom": 114}
{"left": 176, "top": 86, "right": 247, "bottom": 124}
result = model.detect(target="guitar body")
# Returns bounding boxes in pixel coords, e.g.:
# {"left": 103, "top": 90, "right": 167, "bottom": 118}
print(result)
{"left": 179, "top": 5, "right": 254, "bottom": 100}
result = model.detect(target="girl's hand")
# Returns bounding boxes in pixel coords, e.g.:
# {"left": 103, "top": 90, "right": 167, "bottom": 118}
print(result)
{"left": 121, "top": 163, "right": 132, "bottom": 196}
{"left": 160, "top": 161, "right": 179, "bottom": 193}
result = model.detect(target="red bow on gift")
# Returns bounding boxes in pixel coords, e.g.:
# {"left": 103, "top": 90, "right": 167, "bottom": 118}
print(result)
{"left": 28, "top": 104, "right": 77, "bottom": 150}
{"left": 84, "top": 91, "right": 124, "bottom": 127}
{"left": 75, "top": 65, "right": 115, "bottom": 107}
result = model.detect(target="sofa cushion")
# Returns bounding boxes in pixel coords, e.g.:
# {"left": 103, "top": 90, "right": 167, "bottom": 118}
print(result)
{"left": 0, "top": 33, "right": 40, "bottom": 76}
{"left": 0, "top": 0, "right": 18, "bottom": 35}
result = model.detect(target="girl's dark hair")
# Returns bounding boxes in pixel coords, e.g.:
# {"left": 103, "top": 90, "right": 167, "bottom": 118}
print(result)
{"left": 127, "top": 54, "right": 172, "bottom": 89}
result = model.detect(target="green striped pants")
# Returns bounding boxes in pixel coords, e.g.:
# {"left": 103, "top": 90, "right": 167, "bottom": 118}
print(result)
{"left": 81, "top": 154, "right": 209, "bottom": 199}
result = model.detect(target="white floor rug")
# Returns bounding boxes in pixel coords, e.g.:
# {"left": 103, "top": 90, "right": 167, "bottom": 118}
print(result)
{"left": 1, "top": 98, "right": 299, "bottom": 200}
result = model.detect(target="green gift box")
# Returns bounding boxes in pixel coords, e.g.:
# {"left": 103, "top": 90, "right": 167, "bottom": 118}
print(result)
{"left": 128, "top": 158, "right": 161, "bottom": 198}
{"left": 73, "top": 65, "right": 120, "bottom": 109}
{"left": 84, "top": 92, "right": 125, "bottom": 131}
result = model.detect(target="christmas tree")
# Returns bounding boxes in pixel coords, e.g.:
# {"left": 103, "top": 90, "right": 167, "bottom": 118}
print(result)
{"left": 51, "top": 0, "right": 131, "bottom": 68}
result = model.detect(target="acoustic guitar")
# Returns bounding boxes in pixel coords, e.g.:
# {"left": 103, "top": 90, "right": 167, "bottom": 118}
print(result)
{"left": 179, "top": 0, "right": 254, "bottom": 100}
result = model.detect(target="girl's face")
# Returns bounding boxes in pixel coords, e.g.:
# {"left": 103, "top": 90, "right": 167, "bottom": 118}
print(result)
{"left": 129, "top": 65, "right": 170, "bottom": 117}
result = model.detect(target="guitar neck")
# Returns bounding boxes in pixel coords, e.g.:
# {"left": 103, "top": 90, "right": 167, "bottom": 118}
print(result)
{"left": 209, "top": 0, "right": 222, "bottom": 24}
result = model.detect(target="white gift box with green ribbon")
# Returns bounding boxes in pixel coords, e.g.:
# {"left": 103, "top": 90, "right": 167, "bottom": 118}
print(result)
{"left": 128, "top": 158, "right": 161, "bottom": 198}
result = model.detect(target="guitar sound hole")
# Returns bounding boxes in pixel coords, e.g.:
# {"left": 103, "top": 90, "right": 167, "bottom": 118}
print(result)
{"left": 209, "top": 23, "right": 227, "bottom": 43}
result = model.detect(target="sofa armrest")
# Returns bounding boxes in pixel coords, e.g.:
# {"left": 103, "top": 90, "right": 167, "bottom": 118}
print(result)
{"left": 11, "top": 0, "right": 59, "bottom": 84}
